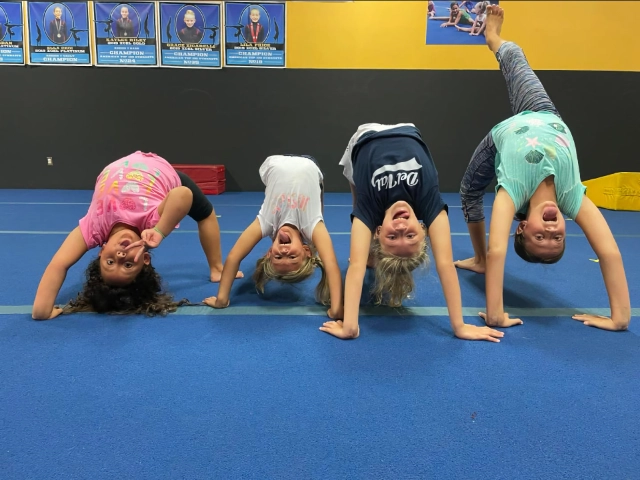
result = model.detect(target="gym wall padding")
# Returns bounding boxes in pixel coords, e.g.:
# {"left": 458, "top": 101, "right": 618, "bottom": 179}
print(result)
{"left": 1, "top": 1, "right": 638, "bottom": 192}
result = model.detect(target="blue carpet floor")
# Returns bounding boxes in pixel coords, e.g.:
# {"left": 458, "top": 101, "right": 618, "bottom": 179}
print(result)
{"left": 1, "top": 190, "right": 639, "bottom": 479}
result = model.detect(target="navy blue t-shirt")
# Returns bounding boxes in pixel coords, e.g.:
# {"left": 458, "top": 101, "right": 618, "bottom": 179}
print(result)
{"left": 351, "top": 126, "right": 447, "bottom": 231}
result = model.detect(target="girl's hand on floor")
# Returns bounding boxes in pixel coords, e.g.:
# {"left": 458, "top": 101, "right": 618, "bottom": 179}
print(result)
{"left": 203, "top": 296, "right": 229, "bottom": 309}
{"left": 49, "top": 307, "right": 64, "bottom": 320}
{"left": 572, "top": 314, "right": 629, "bottom": 331}
{"left": 478, "top": 312, "right": 523, "bottom": 328}
{"left": 454, "top": 323, "right": 504, "bottom": 343}
{"left": 320, "top": 320, "right": 359, "bottom": 339}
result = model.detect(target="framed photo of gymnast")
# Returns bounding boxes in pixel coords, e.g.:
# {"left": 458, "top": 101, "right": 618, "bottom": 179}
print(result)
{"left": 92, "top": 2, "right": 158, "bottom": 66}
{"left": 224, "top": 1, "right": 286, "bottom": 68}
{"left": 0, "top": 1, "right": 25, "bottom": 65}
{"left": 26, "top": 1, "right": 92, "bottom": 65}
{"left": 426, "top": 0, "right": 496, "bottom": 46}
{"left": 158, "top": 2, "right": 223, "bottom": 69}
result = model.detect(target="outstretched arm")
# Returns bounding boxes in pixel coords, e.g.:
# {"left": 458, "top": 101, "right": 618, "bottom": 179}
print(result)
{"left": 32, "top": 227, "right": 88, "bottom": 320}
{"left": 482, "top": 188, "right": 523, "bottom": 328}
{"left": 204, "top": 219, "right": 263, "bottom": 308}
{"left": 429, "top": 210, "right": 504, "bottom": 342}
{"left": 572, "top": 197, "right": 631, "bottom": 330}
{"left": 320, "top": 217, "right": 370, "bottom": 339}
{"left": 312, "top": 221, "right": 344, "bottom": 319}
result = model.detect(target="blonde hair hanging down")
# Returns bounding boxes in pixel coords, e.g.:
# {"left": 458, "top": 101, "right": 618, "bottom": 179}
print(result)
{"left": 252, "top": 244, "right": 330, "bottom": 305}
{"left": 369, "top": 236, "right": 429, "bottom": 307}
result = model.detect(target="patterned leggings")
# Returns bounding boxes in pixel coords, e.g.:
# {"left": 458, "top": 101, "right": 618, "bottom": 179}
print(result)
{"left": 460, "top": 41, "right": 561, "bottom": 223}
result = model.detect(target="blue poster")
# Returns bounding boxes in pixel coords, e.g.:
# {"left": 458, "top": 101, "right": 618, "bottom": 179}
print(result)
{"left": 93, "top": 2, "right": 157, "bottom": 66}
{"left": 224, "top": 2, "right": 285, "bottom": 68}
{"left": 0, "top": 1, "right": 24, "bottom": 64}
{"left": 426, "top": 1, "right": 496, "bottom": 46}
{"left": 159, "top": 2, "right": 222, "bottom": 68}
{"left": 27, "top": 2, "right": 91, "bottom": 65}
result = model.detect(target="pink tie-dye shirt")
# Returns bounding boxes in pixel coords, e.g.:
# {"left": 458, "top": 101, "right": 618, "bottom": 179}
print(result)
{"left": 79, "top": 151, "right": 182, "bottom": 249}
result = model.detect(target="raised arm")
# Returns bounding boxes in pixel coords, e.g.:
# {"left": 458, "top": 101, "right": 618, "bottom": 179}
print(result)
{"left": 572, "top": 196, "right": 631, "bottom": 330}
{"left": 428, "top": 210, "right": 504, "bottom": 342}
{"left": 482, "top": 188, "right": 523, "bottom": 328}
{"left": 32, "top": 227, "right": 88, "bottom": 320}
{"left": 312, "top": 221, "right": 344, "bottom": 320}
{"left": 204, "top": 219, "right": 263, "bottom": 309}
{"left": 154, "top": 186, "right": 193, "bottom": 238}
{"left": 126, "top": 186, "right": 195, "bottom": 259}
{"left": 320, "top": 217, "right": 371, "bottom": 339}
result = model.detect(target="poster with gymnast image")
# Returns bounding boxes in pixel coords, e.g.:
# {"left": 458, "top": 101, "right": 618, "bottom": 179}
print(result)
{"left": 224, "top": 2, "right": 285, "bottom": 68}
{"left": 0, "top": 1, "right": 25, "bottom": 64}
{"left": 93, "top": 2, "right": 158, "bottom": 66}
{"left": 426, "top": 0, "right": 495, "bottom": 45}
{"left": 159, "top": 2, "right": 222, "bottom": 69}
{"left": 27, "top": 1, "right": 91, "bottom": 65}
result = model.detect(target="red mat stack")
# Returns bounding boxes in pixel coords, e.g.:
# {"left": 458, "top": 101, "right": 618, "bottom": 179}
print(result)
{"left": 173, "top": 164, "right": 226, "bottom": 195}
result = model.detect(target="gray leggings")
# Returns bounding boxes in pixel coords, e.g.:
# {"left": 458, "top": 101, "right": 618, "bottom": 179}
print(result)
{"left": 459, "top": 41, "right": 561, "bottom": 223}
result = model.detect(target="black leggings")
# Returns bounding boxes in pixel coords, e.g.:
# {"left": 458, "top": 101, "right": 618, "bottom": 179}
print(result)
{"left": 176, "top": 171, "right": 214, "bottom": 222}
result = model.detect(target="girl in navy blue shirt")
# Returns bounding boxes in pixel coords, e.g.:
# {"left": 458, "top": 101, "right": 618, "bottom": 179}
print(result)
{"left": 320, "top": 123, "right": 504, "bottom": 343}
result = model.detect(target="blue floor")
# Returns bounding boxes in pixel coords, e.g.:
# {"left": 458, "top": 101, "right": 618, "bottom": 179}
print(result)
{"left": 1, "top": 190, "right": 639, "bottom": 479}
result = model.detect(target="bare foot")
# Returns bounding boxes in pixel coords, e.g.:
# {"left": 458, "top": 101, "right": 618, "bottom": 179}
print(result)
{"left": 210, "top": 269, "right": 244, "bottom": 283}
{"left": 453, "top": 257, "right": 486, "bottom": 274}
{"left": 485, "top": 4, "right": 505, "bottom": 52}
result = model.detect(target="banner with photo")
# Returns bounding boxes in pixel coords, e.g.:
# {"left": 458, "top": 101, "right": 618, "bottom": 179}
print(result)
{"left": 0, "top": 1, "right": 24, "bottom": 65}
{"left": 224, "top": 2, "right": 285, "bottom": 68}
{"left": 159, "top": 2, "right": 222, "bottom": 69}
{"left": 426, "top": 0, "right": 493, "bottom": 45}
{"left": 27, "top": 1, "right": 92, "bottom": 65}
{"left": 93, "top": 2, "right": 157, "bottom": 66}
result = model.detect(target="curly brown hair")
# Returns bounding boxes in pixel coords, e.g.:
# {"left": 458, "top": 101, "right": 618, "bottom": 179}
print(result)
{"left": 62, "top": 257, "right": 185, "bottom": 316}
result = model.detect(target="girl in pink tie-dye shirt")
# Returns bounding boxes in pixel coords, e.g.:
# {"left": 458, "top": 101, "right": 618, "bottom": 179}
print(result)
{"left": 32, "top": 151, "right": 241, "bottom": 320}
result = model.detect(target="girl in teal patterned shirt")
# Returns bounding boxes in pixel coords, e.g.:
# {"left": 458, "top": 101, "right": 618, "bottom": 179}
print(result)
{"left": 455, "top": 5, "right": 631, "bottom": 333}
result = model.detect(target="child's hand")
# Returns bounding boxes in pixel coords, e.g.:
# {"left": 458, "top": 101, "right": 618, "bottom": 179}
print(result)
{"left": 454, "top": 323, "right": 504, "bottom": 343}
{"left": 478, "top": 312, "right": 523, "bottom": 328}
{"left": 126, "top": 228, "right": 164, "bottom": 261}
{"left": 572, "top": 314, "right": 629, "bottom": 331}
{"left": 203, "top": 296, "right": 230, "bottom": 309}
{"left": 319, "top": 320, "right": 359, "bottom": 339}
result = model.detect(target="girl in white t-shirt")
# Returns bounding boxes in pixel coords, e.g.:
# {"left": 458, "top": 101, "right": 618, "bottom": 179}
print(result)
{"left": 456, "top": 1, "right": 487, "bottom": 36}
{"left": 204, "top": 155, "right": 344, "bottom": 318}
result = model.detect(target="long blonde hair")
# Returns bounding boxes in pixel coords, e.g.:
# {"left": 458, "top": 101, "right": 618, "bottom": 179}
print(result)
{"left": 369, "top": 236, "right": 429, "bottom": 307}
{"left": 252, "top": 244, "right": 330, "bottom": 305}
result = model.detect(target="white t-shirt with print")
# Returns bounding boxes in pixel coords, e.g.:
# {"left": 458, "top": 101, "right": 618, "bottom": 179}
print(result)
{"left": 257, "top": 155, "right": 324, "bottom": 242}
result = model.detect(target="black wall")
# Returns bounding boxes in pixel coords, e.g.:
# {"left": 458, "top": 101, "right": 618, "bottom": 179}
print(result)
{"left": 1, "top": 66, "right": 638, "bottom": 192}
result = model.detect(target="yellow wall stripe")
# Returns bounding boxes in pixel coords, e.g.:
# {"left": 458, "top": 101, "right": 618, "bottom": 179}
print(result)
{"left": 286, "top": 1, "right": 640, "bottom": 71}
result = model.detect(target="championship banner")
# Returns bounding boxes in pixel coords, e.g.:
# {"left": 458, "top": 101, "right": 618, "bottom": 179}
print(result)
{"left": 159, "top": 2, "right": 222, "bottom": 69}
{"left": 224, "top": 2, "right": 285, "bottom": 68}
{"left": 0, "top": 1, "right": 24, "bottom": 65}
{"left": 27, "top": 1, "right": 91, "bottom": 65}
{"left": 93, "top": 2, "right": 157, "bottom": 66}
